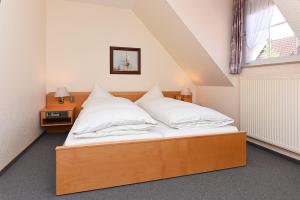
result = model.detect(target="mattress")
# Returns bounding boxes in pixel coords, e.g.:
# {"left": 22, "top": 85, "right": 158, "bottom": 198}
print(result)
{"left": 64, "top": 121, "right": 238, "bottom": 146}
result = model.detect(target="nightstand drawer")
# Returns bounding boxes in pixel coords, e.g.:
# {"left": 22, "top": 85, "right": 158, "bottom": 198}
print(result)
{"left": 41, "top": 110, "right": 74, "bottom": 127}
{"left": 40, "top": 105, "right": 76, "bottom": 132}
{"left": 42, "top": 117, "right": 72, "bottom": 126}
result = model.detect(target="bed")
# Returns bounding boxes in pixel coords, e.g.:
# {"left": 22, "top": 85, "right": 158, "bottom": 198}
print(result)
{"left": 50, "top": 91, "right": 247, "bottom": 195}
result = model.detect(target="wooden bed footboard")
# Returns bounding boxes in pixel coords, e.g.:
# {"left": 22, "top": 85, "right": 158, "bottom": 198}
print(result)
{"left": 56, "top": 132, "right": 247, "bottom": 195}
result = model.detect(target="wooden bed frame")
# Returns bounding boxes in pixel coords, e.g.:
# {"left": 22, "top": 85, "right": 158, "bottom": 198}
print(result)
{"left": 50, "top": 92, "right": 247, "bottom": 195}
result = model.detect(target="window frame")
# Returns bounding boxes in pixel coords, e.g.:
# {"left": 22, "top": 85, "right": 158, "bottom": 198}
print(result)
{"left": 244, "top": 6, "right": 300, "bottom": 67}
{"left": 243, "top": 56, "right": 300, "bottom": 68}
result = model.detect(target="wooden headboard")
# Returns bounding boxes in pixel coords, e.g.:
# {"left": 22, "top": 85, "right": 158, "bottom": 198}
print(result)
{"left": 46, "top": 91, "right": 181, "bottom": 117}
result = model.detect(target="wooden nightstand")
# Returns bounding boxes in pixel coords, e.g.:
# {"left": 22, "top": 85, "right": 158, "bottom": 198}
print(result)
{"left": 175, "top": 95, "right": 193, "bottom": 103}
{"left": 181, "top": 95, "right": 192, "bottom": 103}
{"left": 41, "top": 105, "right": 76, "bottom": 133}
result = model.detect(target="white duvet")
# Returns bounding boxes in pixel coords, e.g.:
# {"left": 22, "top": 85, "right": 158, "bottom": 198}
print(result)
{"left": 137, "top": 97, "right": 234, "bottom": 129}
{"left": 71, "top": 97, "right": 157, "bottom": 137}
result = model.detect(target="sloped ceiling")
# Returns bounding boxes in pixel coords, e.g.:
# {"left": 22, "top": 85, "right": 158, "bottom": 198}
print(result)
{"left": 274, "top": 0, "right": 300, "bottom": 39}
{"left": 133, "top": 0, "right": 232, "bottom": 86}
{"left": 165, "top": 0, "right": 234, "bottom": 75}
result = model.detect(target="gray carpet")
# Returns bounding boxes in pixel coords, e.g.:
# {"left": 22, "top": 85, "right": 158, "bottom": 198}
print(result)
{"left": 0, "top": 134, "right": 299, "bottom": 200}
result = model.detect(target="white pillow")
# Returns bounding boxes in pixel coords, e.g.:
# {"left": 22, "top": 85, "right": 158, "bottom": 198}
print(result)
{"left": 71, "top": 97, "right": 157, "bottom": 135}
{"left": 138, "top": 97, "right": 234, "bottom": 129}
{"left": 82, "top": 84, "right": 113, "bottom": 108}
{"left": 136, "top": 84, "right": 164, "bottom": 106}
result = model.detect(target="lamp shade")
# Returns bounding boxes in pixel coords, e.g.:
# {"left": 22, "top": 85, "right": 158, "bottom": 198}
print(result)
{"left": 54, "top": 87, "right": 70, "bottom": 98}
{"left": 181, "top": 87, "right": 192, "bottom": 96}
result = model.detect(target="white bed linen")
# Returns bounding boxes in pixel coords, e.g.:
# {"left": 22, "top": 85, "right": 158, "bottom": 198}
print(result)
{"left": 152, "top": 122, "right": 238, "bottom": 138}
{"left": 64, "top": 131, "right": 163, "bottom": 146}
{"left": 64, "top": 122, "right": 238, "bottom": 146}
{"left": 137, "top": 97, "right": 234, "bottom": 129}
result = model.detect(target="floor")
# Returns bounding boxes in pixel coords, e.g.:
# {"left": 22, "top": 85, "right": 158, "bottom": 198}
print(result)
{"left": 0, "top": 134, "right": 299, "bottom": 200}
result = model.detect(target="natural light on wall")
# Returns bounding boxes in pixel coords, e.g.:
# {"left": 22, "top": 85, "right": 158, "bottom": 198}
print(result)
{"left": 245, "top": 1, "right": 300, "bottom": 66}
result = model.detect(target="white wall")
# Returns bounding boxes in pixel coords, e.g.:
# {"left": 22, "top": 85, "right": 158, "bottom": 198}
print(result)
{"left": 133, "top": 0, "right": 232, "bottom": 86}
{"left": 166, "top": 0, "right": 233, "bottom": 74}
{"left": 0, "top": 0, "right": 46, "bottom": 170}
{"left": 46, "top": 0, "right": 192, "bottom": 92}
{"left": 274, "top": 0, "right": 300, "bottom": 39}
{"left": 197, "top": 77, "right": 240, "bottom": 127}
{"left": 197, "top": 63, "right": 300, "bottom": 129}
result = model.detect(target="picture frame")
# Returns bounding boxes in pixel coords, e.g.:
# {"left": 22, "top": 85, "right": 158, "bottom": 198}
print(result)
{"left": 110, "top": 46, "right": 141, "bottom": 75}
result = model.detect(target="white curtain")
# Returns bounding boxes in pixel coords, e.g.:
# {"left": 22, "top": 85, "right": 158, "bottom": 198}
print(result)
{"left": 245, "top": 0, "right": 274, "bottom": 63}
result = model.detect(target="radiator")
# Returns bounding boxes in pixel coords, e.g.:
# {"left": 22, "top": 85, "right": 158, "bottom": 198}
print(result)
{"left": 240, "top": 79, "right": 300, "bottom": 154}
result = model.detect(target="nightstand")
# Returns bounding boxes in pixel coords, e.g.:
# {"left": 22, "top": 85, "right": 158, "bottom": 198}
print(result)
{"left": 40, "top": 105, "right": 76, "bottom": 133}
{"left": 181, "top": 95, "right": 192, "bottom": 103}
{"left": 176, "top": 95, "right": 193, "bottom": 103}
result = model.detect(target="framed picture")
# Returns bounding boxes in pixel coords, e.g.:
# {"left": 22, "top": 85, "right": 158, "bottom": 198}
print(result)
{"left": 110, "top": 46, "right": 141, "bottom": 74}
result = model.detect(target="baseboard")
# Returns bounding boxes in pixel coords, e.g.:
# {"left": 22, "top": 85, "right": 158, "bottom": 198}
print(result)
{"left": 247, "top": 137, "right": 300, "bottom": 162}
{"left": 0, "top": 131, "right": 46, "bottom": 176}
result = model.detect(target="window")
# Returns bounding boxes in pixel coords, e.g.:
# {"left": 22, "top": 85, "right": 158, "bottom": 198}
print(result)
{"left": 245, "top": 4, "right": 300, "bottom": 66}
{"left": 258, "top": 6, "right": 300, "bottom": 60}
